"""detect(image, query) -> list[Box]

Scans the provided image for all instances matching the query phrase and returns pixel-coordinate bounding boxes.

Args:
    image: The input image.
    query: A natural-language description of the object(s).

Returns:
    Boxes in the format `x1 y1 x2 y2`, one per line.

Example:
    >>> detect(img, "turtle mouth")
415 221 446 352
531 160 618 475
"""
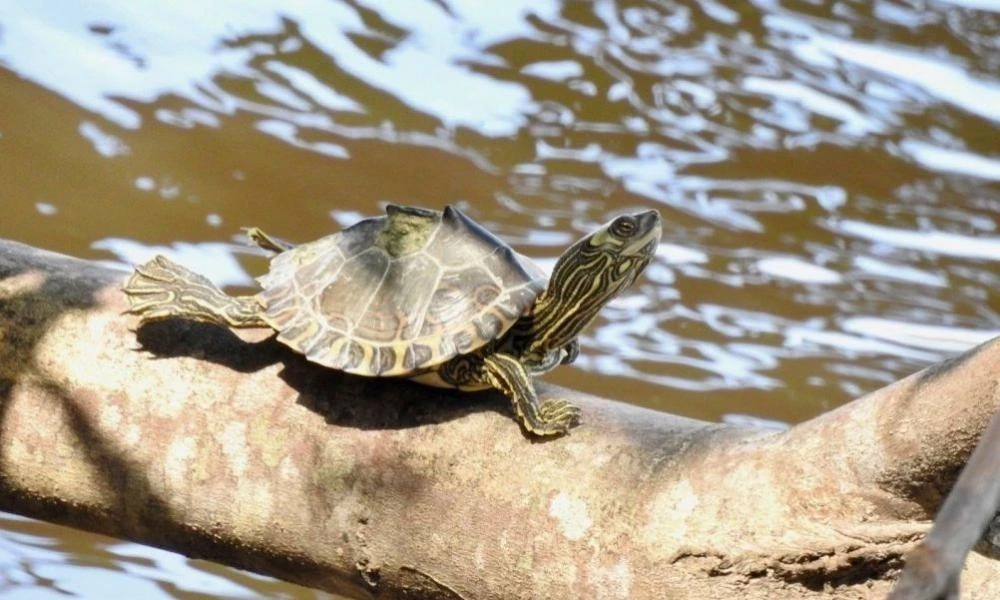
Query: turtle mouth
636 237 659 259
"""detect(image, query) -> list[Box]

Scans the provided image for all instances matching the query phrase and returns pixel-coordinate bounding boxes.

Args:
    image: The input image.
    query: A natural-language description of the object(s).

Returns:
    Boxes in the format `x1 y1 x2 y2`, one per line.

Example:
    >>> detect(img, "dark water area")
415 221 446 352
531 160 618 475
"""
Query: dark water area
0 0 998 596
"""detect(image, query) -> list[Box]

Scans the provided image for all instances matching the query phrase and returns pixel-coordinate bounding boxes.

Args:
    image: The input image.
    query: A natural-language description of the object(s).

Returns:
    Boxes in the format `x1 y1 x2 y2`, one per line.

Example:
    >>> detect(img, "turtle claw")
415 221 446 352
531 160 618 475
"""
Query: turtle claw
122 256 194 322
534 398 581 435
132 264 170 284
130 256 190 285
122 288 177 321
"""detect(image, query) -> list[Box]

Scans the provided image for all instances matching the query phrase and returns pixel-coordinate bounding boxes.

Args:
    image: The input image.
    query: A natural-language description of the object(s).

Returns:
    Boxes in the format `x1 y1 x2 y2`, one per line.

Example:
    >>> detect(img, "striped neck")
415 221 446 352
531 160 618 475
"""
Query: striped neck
525 246 619 357
521 209 661 360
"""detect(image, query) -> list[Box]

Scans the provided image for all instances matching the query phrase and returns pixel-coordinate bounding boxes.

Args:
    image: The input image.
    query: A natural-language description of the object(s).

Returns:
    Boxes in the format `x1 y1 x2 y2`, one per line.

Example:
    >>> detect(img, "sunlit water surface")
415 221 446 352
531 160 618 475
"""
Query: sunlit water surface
0 0 998 597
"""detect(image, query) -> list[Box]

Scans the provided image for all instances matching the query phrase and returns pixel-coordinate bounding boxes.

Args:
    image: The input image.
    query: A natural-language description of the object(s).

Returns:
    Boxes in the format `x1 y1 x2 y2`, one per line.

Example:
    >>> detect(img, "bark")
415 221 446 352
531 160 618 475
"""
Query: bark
0 238 998 599
888 407 1000 600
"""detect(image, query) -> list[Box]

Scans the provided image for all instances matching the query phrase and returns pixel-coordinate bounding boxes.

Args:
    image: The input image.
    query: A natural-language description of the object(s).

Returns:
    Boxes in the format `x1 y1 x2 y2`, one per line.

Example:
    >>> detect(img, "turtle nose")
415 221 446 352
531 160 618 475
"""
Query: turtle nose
633 209 662 247
638 209 662 235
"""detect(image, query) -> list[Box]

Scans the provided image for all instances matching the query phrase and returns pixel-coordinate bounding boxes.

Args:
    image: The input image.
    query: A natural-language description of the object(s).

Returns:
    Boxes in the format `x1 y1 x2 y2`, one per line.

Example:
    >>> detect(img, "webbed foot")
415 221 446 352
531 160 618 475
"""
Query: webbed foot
483 353 581 437
123 255 267 328
531 398 581 435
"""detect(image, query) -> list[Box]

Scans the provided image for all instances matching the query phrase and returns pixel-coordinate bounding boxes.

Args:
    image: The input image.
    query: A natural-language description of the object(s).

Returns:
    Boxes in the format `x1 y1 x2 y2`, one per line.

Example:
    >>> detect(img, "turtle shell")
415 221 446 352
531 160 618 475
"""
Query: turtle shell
255 205 546 376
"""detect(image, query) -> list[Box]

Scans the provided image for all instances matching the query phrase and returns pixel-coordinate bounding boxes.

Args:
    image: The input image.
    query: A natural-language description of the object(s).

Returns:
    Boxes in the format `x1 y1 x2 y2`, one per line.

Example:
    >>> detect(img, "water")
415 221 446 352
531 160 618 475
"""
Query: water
0 513 324 598
0 0 998 596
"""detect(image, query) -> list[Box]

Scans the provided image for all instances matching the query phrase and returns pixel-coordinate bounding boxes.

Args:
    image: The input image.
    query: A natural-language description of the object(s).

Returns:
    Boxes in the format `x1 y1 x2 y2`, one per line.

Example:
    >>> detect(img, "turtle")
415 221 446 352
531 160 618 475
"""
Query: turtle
123 204 662 436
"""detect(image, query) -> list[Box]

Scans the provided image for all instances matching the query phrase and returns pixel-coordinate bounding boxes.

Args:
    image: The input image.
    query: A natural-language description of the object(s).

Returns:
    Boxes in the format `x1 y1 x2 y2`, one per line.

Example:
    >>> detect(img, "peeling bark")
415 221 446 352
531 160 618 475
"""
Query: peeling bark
0 238 998 599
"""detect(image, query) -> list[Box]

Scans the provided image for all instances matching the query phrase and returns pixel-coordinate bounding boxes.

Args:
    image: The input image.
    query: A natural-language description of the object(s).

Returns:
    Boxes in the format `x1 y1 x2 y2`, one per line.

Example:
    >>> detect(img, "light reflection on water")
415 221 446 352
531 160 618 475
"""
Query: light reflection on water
0 0 555 135
1 0 999 597
0 512 328 599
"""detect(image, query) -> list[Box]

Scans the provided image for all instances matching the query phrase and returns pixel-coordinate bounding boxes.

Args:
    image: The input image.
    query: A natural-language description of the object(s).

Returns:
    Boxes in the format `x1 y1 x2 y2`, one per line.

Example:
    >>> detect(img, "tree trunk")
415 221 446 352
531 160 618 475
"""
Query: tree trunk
1 238 997 599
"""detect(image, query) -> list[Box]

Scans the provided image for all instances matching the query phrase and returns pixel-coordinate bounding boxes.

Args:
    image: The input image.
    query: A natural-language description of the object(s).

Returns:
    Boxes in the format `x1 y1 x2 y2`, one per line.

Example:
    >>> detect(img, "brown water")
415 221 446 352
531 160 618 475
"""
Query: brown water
1 0 998 597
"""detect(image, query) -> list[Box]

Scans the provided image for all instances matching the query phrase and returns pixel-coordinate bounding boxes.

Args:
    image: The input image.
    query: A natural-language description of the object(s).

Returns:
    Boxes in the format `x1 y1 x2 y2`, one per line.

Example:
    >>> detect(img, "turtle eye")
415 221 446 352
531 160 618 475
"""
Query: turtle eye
610 216 637 237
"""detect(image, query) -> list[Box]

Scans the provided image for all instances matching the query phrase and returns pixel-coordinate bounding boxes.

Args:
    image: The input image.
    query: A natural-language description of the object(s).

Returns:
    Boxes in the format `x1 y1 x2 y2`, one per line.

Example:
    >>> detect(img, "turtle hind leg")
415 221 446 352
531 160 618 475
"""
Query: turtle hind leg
482 353 580 436
123 255 268 328
244 227 295 253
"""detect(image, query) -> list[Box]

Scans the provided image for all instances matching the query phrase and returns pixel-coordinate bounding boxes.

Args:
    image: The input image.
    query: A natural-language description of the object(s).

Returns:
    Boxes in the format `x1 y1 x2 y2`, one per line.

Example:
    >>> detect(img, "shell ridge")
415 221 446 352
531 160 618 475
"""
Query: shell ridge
478 246 509 287
423 209 447 249
405 267 443 342
347 247 393 336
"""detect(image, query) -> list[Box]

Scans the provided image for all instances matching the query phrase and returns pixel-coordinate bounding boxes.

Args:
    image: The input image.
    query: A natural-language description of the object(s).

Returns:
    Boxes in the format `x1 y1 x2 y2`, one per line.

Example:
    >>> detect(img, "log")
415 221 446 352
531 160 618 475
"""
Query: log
1 238 998 599
888 407 1000 599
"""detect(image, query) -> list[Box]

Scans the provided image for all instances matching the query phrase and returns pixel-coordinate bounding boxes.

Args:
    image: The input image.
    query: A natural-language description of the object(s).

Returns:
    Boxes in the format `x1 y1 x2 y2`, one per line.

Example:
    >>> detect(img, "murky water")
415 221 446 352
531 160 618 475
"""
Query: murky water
1 0 998 596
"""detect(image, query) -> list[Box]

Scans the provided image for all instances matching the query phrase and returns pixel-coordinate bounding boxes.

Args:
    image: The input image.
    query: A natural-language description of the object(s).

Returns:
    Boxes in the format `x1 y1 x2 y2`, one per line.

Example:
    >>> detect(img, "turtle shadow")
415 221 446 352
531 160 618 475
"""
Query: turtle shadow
287 364 572 443
134 319 288 373
132 319 524 434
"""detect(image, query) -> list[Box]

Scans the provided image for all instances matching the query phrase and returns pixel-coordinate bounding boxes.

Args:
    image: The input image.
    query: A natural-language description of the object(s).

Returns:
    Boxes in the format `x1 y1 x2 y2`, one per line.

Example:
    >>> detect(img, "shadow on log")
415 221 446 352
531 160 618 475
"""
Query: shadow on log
1 238 998 599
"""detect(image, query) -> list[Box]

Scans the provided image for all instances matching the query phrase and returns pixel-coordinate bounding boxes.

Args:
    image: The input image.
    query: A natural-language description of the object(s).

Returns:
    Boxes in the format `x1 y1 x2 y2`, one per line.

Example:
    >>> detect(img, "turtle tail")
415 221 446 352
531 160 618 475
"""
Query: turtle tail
244 227 296 254
123 255 268 328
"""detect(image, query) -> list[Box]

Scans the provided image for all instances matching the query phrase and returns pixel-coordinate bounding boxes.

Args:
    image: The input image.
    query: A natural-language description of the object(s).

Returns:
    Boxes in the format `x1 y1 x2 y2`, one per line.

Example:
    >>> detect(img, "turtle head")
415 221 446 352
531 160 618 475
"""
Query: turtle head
528 209 662 355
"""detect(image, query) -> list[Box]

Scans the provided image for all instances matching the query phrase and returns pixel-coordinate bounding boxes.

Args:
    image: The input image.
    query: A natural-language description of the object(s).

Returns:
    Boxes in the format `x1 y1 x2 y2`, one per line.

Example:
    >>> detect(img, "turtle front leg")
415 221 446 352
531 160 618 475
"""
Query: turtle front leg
483 353 580 436
124 255 268 328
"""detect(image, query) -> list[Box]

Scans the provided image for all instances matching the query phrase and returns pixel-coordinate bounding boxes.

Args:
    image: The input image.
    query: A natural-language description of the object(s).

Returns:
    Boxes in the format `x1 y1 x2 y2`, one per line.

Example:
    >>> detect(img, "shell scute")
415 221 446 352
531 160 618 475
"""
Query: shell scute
352 253 440 343
419 266 502 338
318 248 389 323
